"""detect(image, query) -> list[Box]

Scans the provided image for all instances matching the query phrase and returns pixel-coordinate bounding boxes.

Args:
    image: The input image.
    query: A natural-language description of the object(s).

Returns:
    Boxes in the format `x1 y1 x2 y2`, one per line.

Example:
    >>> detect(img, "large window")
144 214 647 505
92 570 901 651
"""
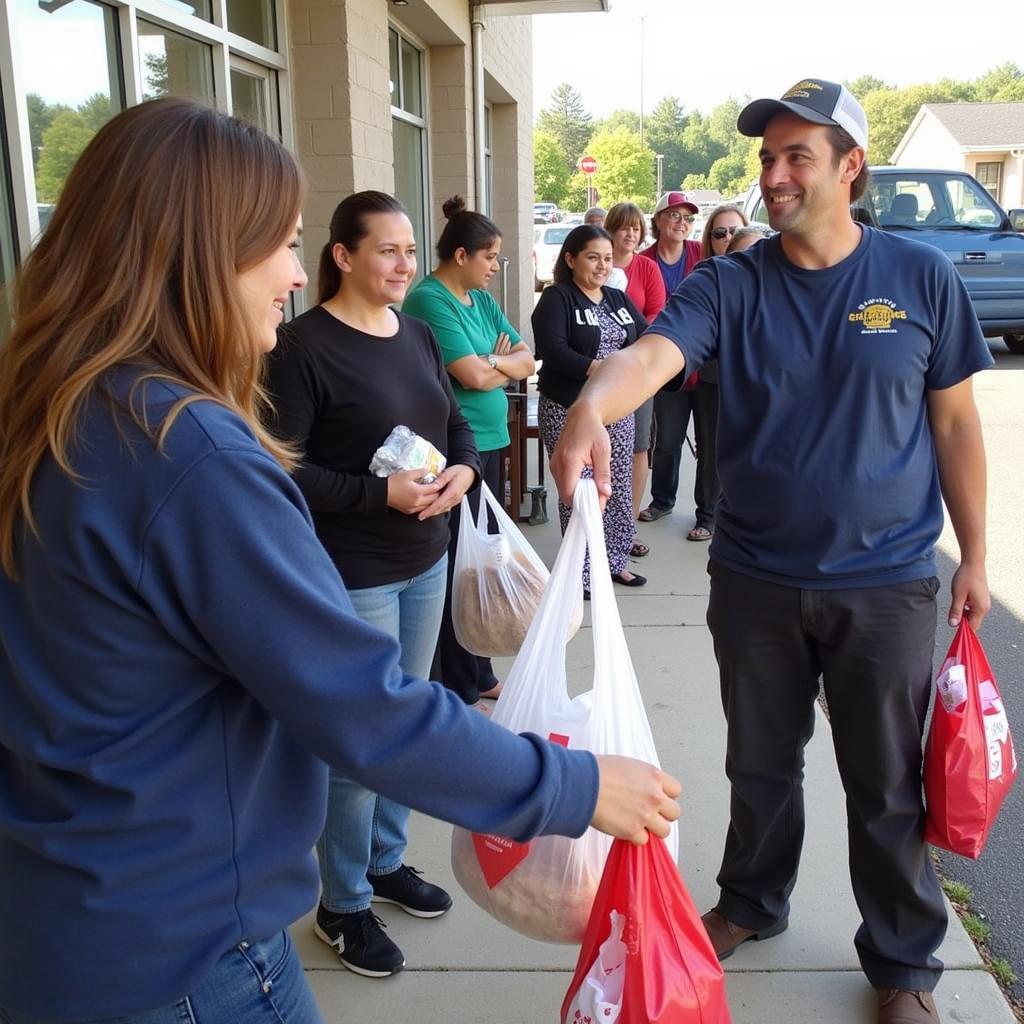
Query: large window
13 0 123 228
389 26 428 274
0 0 291 338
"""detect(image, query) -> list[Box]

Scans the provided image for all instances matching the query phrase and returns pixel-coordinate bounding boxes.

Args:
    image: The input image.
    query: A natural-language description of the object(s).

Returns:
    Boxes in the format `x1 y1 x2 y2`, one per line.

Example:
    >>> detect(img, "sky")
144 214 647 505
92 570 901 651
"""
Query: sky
533 0 1024 121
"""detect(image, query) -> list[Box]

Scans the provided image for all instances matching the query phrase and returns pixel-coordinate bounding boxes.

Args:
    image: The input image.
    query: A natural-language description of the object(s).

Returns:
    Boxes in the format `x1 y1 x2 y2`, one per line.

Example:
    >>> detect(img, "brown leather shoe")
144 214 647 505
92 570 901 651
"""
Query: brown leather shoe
700 908 788 961
877 989 941 1023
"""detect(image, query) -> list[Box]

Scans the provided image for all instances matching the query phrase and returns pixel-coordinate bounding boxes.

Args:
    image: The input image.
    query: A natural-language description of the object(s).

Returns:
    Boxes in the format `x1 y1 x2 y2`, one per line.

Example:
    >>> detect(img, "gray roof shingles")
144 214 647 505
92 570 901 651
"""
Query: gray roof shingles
924 102 1024 147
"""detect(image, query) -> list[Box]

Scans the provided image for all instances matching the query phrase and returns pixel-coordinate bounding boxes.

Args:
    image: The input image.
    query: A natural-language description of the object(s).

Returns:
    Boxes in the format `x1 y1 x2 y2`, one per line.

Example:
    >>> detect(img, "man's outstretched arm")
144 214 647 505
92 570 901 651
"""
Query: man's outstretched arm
549 333 685 506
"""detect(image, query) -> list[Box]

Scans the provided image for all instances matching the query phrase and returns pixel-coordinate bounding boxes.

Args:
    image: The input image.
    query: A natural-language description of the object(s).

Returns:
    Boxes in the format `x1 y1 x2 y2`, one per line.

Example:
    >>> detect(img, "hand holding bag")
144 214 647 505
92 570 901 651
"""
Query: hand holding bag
562 838 732 1024
451 481 581 657
451 479 678 943
924 619 1017 858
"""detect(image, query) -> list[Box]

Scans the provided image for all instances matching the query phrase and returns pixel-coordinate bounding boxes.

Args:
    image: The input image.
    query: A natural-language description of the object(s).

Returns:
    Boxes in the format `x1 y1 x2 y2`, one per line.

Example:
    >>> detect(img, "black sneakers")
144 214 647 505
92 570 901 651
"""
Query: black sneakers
370 864 453 918
314 905 405 978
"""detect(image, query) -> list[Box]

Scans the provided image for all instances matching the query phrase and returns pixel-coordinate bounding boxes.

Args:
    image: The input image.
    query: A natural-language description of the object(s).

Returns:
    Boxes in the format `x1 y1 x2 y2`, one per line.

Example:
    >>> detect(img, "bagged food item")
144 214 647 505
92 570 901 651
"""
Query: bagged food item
562 838 731 1024
451 479 677 943
924 619 1017 858
452 482 581 658
369 425 445 482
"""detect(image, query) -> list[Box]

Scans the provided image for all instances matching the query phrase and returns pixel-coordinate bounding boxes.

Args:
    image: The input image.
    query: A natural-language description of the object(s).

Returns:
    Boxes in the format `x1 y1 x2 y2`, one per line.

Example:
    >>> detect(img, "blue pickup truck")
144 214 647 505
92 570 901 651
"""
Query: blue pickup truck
741 167 1024 354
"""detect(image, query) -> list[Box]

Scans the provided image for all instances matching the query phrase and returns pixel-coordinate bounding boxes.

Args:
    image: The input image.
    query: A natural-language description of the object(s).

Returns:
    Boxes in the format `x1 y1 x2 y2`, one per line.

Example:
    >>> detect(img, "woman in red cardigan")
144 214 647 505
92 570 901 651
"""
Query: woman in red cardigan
604 202 665 557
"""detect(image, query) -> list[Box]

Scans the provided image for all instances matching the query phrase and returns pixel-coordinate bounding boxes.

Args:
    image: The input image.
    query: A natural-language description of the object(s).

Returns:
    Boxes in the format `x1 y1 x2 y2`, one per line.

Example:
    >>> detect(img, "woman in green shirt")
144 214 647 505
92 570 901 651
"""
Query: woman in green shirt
403 196 535 708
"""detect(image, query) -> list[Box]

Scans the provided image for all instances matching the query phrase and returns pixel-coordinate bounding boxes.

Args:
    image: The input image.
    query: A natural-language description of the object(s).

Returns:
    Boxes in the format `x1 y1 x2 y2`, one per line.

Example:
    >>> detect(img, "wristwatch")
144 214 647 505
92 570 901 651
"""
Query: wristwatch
487 354 498 369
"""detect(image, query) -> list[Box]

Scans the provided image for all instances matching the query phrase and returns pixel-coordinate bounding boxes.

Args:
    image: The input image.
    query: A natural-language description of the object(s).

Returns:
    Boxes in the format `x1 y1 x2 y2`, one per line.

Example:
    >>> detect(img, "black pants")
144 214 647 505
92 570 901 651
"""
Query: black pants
706 561 947 992
650 381 719 527
431 449 501 704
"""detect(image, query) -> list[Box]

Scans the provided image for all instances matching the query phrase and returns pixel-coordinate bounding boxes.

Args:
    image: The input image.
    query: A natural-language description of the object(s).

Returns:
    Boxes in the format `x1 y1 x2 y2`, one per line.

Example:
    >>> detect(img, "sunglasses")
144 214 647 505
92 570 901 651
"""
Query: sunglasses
665 211 696 224
711 225 740 240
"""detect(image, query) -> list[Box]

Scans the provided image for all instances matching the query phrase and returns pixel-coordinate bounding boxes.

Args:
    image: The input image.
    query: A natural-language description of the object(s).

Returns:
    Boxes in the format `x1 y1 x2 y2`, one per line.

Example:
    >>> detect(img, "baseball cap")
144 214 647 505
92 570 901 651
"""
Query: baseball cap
653 191 699 216
737 78 868 150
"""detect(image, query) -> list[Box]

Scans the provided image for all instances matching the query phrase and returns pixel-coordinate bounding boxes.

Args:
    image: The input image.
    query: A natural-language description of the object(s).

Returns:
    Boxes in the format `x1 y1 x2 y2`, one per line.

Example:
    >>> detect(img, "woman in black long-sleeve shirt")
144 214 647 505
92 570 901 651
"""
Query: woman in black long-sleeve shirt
267 192 479 979
531 225 647 592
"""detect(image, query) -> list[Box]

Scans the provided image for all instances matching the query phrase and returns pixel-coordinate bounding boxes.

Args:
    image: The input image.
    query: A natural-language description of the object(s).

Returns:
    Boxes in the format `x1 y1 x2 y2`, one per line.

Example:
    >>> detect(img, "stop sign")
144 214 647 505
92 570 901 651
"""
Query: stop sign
579 155 598 175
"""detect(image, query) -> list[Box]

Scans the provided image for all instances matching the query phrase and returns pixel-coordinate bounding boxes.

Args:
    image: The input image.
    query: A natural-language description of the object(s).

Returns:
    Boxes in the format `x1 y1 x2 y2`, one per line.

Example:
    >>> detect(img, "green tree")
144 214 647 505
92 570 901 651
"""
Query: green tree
77 93 113 134
860 82 963 164
593 108 641 136
645 96 690 196
536 83 593 173
574 126 656 209
844 75 893 99
970 62 1024 101
35 110 95 203
533 129 571 206
25 93 70 171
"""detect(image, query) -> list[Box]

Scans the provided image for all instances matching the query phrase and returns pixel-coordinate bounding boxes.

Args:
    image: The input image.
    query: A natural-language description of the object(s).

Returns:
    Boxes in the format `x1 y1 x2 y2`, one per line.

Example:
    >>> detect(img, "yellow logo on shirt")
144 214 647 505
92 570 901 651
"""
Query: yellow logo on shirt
848 298 907 334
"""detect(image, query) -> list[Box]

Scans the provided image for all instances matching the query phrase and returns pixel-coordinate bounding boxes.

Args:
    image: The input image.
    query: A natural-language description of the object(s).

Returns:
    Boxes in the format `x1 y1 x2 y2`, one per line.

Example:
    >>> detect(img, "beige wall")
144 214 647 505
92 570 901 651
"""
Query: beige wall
285 0 534 336
288 0 394 291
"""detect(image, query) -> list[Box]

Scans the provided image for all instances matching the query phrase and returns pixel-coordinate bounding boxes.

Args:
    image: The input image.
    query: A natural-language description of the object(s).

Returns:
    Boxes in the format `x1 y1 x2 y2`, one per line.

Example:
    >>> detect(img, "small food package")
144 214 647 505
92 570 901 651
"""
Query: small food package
452 482 581 658
369 425 445 483
451 480 677 943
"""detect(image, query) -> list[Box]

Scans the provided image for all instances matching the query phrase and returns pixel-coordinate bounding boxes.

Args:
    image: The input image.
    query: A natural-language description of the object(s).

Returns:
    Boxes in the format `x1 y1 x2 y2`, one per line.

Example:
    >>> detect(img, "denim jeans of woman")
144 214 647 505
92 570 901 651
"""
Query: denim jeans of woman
0 931 323 1024
317 554 447 914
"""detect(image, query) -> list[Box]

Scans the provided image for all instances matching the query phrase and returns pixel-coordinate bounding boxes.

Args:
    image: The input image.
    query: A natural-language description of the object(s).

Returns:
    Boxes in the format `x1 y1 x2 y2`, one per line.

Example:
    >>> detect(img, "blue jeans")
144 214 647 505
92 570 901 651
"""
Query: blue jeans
317 554 447 913
0 931 323 1024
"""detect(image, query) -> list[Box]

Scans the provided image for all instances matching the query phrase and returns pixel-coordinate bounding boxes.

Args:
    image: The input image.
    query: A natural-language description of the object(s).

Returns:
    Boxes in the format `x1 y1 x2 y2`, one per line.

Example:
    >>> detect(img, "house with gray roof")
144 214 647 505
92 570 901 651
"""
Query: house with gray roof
891 102 1024 210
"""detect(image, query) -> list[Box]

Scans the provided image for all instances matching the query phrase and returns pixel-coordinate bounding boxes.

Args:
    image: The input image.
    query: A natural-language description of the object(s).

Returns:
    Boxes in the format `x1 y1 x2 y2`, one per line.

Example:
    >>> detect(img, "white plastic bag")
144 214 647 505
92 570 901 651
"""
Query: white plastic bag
451 479 678 943
564 911 626 1024
452 481 580 658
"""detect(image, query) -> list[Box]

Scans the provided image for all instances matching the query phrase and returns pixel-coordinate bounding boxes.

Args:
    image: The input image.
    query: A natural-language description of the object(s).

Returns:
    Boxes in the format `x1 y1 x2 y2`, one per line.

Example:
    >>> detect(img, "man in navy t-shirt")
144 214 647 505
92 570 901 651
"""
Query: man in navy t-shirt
550 79 992 1024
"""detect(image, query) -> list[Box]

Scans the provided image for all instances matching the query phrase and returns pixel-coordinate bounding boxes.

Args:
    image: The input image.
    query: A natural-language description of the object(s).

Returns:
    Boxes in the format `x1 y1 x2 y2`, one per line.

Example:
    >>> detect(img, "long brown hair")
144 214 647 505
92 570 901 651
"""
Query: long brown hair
0 97 304 577
699 204 749 262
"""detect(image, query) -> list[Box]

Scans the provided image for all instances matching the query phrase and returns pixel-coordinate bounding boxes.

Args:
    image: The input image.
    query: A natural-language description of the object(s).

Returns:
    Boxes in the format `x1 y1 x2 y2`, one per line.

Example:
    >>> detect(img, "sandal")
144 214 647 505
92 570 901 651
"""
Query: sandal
686 526 712 542
629 541 650 558
637 505 672 523
611 571 647 587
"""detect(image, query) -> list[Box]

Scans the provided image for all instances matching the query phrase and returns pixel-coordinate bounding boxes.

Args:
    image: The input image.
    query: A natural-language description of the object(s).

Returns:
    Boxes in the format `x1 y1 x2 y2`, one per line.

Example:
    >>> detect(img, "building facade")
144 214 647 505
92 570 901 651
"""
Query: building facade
0 0 548 342
891 102 1024 212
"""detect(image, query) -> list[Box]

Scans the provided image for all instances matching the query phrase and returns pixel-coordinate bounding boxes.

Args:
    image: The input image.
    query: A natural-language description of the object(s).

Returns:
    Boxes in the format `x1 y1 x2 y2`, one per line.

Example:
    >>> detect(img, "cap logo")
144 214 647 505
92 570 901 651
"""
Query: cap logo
783 80 823 100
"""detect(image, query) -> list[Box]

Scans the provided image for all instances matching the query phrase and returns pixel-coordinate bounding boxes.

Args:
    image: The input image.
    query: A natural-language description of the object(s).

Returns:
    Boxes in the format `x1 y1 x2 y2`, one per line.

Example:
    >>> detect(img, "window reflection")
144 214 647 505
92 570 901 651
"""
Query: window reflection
15 0 122 210
139 21 215 103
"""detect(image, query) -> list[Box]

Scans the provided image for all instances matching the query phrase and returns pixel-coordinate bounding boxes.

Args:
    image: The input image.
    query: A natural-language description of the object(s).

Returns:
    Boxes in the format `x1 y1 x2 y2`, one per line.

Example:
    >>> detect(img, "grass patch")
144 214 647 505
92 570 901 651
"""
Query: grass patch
989 959 1019 988
962 913 992 945
941 879 973 906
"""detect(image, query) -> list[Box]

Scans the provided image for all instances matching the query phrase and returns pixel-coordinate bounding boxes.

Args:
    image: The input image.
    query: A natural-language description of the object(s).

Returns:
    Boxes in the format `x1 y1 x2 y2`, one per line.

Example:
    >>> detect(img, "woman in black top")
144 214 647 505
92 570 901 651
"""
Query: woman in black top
531 225 647 591
267 192 478 979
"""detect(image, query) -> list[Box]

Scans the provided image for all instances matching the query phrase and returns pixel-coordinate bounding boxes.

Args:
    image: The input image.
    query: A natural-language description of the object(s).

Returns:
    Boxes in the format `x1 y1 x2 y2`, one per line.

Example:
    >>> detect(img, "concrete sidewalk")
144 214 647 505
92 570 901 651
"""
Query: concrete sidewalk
294 473 1016 1023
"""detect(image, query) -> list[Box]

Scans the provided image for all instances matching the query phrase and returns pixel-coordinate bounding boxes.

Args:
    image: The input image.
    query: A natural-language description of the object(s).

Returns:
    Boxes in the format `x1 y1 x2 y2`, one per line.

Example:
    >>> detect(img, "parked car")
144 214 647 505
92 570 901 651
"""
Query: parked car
740 167 1024 354
562 212 585 225
533 201 559 224
533 223 574 291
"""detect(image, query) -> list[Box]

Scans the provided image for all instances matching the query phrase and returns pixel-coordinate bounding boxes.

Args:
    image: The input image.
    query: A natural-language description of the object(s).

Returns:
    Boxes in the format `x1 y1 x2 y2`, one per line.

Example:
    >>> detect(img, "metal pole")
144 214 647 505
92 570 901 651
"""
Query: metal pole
470 4 487 212
638 16 645 150
498 256 509 315
656 153 664 201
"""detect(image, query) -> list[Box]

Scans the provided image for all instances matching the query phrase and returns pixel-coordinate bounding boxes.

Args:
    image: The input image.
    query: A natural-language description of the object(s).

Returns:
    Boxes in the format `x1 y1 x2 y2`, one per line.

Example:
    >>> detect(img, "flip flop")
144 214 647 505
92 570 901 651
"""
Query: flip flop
687 526 713 542
629 541 650 558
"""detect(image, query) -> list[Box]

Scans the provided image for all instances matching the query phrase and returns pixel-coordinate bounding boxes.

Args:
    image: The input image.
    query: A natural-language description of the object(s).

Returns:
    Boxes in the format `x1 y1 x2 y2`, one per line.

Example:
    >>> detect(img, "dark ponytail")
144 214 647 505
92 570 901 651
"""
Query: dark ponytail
435 194 501 262
318 190 407 303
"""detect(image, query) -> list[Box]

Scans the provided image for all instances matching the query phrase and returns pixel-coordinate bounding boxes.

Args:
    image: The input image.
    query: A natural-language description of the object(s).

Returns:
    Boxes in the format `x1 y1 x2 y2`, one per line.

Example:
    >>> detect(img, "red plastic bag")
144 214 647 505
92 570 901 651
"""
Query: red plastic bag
561 837 731 1024
924 620 1017 858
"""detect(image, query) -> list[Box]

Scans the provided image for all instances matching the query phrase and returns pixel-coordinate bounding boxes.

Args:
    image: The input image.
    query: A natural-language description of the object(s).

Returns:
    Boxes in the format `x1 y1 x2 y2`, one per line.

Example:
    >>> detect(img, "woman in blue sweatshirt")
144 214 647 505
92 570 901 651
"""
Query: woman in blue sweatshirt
0 100 680 1023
